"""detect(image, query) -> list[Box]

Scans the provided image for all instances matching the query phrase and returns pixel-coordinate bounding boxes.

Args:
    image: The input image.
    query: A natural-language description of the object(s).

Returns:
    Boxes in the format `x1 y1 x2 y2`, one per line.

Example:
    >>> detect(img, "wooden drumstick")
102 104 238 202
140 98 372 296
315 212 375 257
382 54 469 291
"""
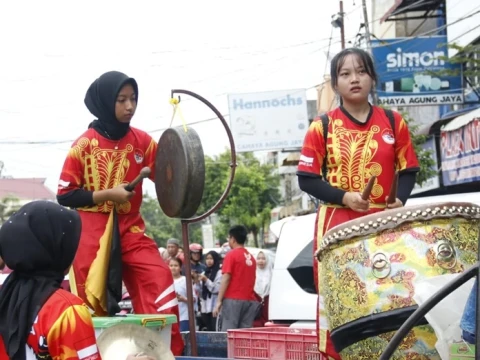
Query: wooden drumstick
387 171 399 205
361 176 377 200
125 167 151 192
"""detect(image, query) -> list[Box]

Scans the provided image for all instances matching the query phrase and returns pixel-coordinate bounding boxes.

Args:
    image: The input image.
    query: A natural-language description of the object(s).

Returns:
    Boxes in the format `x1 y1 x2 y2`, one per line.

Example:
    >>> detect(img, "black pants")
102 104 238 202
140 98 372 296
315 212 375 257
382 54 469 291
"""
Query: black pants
200 312 217 331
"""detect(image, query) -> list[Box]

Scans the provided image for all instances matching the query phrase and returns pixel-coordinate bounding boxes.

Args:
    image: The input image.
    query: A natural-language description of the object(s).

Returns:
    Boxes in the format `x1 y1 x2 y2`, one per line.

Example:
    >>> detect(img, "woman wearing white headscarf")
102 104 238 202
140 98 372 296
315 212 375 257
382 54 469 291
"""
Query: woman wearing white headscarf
253 251 273 327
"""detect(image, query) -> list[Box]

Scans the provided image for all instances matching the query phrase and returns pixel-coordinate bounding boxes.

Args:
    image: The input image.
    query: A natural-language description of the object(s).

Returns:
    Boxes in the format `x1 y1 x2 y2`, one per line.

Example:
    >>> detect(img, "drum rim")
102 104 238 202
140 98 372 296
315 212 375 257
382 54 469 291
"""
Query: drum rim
315 202 480 260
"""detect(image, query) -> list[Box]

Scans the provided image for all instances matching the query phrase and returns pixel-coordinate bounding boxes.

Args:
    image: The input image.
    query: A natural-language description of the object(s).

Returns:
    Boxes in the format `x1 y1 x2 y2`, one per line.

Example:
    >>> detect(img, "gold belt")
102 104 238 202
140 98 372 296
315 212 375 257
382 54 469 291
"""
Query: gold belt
322 203 387 209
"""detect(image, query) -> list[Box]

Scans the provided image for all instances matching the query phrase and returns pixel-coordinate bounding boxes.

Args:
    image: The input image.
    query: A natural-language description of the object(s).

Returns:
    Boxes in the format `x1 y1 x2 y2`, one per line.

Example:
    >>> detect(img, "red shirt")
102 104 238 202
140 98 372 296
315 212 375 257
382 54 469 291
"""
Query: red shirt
297 106 419 204
222 247 256 301
0 289 101 360
57 127 157 214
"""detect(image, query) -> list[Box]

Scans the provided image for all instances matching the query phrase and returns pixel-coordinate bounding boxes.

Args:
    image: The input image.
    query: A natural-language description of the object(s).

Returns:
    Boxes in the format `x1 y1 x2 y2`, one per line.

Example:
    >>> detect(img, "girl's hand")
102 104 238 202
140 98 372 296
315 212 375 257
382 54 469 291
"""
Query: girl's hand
385 196 403 209
342 192 370 212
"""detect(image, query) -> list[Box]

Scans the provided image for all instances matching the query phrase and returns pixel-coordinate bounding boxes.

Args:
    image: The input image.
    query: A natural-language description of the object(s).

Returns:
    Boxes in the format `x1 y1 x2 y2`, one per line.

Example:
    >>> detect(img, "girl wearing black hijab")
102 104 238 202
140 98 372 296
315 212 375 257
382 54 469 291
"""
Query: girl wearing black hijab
0 201 156 360
0 201 101 359
198 251 222 331
55 71 183 356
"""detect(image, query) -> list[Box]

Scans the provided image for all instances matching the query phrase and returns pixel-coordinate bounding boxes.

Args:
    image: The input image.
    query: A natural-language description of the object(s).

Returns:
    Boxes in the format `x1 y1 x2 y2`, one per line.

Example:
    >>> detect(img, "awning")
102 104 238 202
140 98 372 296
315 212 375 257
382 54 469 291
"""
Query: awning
282 152 300 166
441 106 480 132
316 76 336 114
381 0 445 23
418 104 480 135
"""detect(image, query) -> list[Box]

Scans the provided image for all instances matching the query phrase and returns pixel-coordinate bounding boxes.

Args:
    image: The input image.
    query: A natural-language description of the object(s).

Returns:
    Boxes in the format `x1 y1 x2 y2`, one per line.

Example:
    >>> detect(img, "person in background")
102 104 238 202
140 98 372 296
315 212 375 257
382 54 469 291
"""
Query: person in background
253 251 273 328
166 238 181 263
213 225 259 330
460 281 477 344
0 201 155 360
158 247 168 262
199 251 222 331
170 257 196 332
297 48 419 359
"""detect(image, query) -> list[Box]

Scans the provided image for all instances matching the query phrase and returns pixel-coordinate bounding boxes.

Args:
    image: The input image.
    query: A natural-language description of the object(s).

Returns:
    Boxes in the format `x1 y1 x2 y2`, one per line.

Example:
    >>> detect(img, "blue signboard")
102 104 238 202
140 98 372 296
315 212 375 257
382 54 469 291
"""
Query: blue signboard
440 118 480 186
372 36 463 106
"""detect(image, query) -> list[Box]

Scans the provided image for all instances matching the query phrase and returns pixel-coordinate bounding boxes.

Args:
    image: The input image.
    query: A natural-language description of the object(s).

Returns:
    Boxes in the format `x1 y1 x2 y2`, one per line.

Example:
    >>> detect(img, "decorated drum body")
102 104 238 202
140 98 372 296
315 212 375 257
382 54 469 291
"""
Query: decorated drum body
316 202 479 360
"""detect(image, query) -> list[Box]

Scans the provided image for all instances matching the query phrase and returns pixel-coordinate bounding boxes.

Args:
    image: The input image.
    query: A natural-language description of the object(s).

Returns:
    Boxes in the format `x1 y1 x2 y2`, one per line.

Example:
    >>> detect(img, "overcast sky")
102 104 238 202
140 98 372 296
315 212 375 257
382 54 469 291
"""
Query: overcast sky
0 0 367 196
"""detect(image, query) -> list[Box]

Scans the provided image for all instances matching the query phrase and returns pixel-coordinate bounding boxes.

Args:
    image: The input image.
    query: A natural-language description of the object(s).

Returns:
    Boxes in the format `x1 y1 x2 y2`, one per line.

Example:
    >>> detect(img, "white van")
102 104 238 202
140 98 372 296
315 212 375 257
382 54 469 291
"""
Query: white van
268 192 480 328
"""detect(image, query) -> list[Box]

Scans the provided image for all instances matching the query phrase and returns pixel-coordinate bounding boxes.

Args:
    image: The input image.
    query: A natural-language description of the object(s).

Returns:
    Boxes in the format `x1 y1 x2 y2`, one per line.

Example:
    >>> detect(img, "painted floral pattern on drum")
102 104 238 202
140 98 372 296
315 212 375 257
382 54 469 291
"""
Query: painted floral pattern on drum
321 217 479 358
340 325 440 360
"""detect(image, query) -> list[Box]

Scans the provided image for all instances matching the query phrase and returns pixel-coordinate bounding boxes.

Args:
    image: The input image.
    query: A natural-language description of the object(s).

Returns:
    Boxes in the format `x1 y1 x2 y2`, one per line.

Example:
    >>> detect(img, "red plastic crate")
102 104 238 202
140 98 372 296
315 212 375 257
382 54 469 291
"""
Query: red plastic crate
227 327 328 360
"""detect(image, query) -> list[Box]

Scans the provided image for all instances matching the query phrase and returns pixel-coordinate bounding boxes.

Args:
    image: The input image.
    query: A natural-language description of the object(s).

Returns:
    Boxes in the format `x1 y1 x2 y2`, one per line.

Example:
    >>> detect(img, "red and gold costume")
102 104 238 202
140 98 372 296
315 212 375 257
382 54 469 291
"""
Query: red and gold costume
297 106 419 358
0 289 100 360
57 127 183 355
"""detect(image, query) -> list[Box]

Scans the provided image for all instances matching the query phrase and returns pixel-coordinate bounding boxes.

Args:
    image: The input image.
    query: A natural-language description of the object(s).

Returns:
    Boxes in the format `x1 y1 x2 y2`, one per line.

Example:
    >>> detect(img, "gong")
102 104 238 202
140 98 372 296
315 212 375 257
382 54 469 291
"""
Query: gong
155 126 205 218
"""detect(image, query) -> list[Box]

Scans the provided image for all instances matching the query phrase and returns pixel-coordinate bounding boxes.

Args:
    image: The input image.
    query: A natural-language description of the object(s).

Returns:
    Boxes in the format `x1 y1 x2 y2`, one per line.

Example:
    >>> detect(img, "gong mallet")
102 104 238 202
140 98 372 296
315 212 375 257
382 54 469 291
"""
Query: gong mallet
125 167 151 192
387 171 400 205
361 175 377 200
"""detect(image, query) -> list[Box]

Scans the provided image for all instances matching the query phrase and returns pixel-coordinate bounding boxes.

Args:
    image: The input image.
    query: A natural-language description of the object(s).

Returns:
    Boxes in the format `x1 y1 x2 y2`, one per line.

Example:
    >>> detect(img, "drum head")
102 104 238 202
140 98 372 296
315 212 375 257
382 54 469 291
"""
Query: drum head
97 323 175 360
155 126 205 218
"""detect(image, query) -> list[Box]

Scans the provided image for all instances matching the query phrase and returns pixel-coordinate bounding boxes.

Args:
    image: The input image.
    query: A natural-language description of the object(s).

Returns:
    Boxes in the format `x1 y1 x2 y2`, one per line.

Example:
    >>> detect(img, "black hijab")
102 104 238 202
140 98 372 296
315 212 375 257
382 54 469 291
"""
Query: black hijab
0 201 82 360
85 71 139 140
202 251 221 300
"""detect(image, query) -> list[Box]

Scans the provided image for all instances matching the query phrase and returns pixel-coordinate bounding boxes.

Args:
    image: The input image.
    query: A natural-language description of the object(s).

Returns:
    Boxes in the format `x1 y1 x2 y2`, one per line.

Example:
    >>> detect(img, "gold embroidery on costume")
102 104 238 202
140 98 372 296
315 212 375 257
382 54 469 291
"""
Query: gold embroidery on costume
327 119 383 200
72 138 134 212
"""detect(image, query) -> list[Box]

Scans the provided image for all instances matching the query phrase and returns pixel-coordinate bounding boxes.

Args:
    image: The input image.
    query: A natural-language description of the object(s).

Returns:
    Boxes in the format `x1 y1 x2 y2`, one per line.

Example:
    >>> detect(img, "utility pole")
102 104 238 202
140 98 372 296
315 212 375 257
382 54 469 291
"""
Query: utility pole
340 0 345 49
361 0 378 105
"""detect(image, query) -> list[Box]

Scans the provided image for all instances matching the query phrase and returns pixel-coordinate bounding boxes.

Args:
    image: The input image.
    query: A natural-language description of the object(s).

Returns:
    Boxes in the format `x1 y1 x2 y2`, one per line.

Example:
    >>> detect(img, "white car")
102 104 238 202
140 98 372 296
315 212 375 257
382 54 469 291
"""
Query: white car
268 192 480 328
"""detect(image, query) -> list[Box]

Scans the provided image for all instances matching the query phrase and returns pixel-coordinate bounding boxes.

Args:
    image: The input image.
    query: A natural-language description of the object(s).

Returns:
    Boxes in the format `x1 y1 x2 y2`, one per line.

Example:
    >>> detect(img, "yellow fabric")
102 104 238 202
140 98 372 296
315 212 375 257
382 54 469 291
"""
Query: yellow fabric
322 203 387 209
85 210 115 316
68 267 77 296
316 205 328 353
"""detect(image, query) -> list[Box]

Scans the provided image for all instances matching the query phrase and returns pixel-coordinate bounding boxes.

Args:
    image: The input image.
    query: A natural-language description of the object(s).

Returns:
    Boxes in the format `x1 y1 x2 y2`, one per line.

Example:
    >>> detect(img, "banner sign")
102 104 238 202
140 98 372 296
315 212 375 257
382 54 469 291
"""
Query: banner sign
441 118 480 186
228 89 309 152
372 36 463 106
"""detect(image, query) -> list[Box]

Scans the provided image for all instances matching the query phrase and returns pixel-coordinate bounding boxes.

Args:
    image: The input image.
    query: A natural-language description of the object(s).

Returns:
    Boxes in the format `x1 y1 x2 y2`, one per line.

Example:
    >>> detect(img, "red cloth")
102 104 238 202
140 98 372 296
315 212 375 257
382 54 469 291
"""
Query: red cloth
0 289 101 360
253 295 269 328
57 127 184 356
222 248 257 301
298 106 419 359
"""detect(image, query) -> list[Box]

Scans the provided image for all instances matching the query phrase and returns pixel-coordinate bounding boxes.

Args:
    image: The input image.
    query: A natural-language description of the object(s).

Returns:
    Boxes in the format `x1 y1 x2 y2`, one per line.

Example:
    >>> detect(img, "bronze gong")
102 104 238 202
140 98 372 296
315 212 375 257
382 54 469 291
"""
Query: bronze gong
155 126 205 218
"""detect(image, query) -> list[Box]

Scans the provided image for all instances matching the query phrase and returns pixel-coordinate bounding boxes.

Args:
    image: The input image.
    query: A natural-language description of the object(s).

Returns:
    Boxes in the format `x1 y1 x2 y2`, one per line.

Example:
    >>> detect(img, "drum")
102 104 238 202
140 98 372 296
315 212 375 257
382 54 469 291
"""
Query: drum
315 202 480 359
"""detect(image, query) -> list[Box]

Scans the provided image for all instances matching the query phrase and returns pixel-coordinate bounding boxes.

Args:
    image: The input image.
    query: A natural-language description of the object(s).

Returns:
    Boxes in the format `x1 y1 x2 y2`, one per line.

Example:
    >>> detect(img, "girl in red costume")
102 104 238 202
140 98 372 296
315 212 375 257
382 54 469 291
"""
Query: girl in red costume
56 71 183 355
0 201 156 360
297 48 419 359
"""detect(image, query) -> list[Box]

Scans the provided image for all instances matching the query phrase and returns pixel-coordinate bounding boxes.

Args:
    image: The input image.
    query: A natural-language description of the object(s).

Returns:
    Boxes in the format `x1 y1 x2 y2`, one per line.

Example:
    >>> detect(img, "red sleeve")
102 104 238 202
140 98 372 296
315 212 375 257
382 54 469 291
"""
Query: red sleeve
393 112 420 172
297 117 326 177
144 134 157 181
222 252 234 275
47 304 101 360
57 139 86 196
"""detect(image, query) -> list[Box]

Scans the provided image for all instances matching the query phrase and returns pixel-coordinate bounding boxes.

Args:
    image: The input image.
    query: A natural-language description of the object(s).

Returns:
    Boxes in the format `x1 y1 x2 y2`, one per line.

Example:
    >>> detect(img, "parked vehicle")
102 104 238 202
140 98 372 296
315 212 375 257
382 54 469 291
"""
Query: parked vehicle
268 192 480 328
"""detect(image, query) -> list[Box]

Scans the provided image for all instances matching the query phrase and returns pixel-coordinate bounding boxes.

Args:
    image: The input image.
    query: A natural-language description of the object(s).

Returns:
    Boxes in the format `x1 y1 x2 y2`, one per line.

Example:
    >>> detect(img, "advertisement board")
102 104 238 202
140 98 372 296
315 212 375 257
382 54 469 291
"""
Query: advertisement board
441 118 480 186
228 89 309 152
372 36 463 106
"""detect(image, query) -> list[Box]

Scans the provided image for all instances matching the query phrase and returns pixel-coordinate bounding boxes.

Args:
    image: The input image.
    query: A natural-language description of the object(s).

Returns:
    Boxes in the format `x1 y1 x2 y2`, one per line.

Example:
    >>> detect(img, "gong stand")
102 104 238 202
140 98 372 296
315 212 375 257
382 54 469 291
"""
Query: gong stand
158 89 237 356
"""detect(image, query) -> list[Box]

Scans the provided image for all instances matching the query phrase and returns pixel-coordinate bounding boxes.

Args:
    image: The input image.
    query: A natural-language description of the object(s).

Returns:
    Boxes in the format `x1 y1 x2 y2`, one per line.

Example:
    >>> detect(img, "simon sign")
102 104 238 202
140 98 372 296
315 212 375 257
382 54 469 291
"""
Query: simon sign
372 36 463 106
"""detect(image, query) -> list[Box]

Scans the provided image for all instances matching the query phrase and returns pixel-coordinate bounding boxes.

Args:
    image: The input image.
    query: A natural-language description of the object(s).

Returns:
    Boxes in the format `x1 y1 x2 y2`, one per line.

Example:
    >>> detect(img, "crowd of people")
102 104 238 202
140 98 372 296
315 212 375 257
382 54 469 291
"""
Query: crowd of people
158 225 273 333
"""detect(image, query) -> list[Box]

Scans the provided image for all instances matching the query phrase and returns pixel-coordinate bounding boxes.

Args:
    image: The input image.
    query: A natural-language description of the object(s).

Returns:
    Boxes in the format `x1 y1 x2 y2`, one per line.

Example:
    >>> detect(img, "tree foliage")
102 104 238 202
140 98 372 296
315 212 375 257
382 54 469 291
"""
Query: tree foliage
402 112 437 186
140 194 202 248
0 195 21 225
430 43 480 79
